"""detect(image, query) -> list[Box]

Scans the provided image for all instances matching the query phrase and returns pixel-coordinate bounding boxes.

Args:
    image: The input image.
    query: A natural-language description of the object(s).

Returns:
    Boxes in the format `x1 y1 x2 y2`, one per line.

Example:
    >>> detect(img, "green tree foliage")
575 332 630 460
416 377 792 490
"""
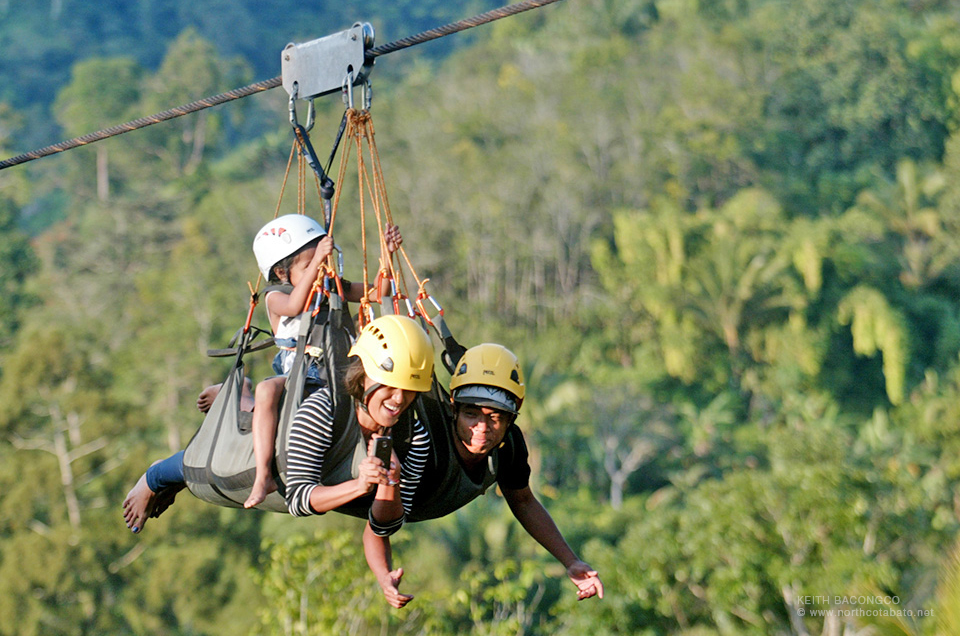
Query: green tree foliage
0 324 137 634
0 197 38 347
4 0 960 634
837 286 909 405
134 28 248 180
730 0 960 213
591 189 814 400
0 1 509 151
255 526 408 636
555 399 949 635
53 57 142 201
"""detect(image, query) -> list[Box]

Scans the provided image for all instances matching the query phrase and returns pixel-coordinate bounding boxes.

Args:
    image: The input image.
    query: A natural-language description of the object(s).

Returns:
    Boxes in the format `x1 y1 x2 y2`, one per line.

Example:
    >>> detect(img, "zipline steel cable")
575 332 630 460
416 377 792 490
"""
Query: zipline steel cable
0 0 563 171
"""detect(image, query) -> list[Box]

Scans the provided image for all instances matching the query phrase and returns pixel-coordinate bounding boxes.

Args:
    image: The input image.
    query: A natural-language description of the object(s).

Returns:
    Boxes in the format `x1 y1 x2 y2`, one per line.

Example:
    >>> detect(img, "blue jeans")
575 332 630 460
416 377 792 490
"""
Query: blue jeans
272 347 324 381
146 451 185 492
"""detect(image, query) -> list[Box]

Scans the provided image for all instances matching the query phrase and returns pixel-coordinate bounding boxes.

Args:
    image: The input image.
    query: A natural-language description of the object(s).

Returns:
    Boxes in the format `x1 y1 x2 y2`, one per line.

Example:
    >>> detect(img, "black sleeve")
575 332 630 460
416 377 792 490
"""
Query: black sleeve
368 510 405 537
496 425 531 490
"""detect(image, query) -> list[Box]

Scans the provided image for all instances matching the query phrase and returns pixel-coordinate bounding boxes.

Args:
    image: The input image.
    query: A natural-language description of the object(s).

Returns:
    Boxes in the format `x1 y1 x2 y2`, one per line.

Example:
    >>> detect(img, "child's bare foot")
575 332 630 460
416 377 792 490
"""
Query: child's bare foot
198 380 254 413
197 384 221 413
122 472 158 534
243 475 277 509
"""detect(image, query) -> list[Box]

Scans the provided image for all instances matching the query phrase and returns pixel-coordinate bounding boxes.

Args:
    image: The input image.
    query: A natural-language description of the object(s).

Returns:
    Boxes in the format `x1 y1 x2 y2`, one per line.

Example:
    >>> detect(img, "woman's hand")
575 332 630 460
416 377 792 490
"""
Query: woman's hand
355 456 387 496
385 448 402 486
366 435 402 486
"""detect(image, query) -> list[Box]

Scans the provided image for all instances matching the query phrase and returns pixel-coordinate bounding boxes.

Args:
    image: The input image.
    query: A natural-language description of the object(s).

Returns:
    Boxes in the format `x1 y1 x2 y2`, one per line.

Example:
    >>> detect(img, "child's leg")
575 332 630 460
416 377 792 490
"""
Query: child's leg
244 376 285 508
241 377 255 411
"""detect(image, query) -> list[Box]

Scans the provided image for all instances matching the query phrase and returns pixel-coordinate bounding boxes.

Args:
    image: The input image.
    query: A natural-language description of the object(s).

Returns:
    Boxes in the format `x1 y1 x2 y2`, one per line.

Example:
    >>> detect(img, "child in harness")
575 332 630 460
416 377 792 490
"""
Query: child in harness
245 214 402 508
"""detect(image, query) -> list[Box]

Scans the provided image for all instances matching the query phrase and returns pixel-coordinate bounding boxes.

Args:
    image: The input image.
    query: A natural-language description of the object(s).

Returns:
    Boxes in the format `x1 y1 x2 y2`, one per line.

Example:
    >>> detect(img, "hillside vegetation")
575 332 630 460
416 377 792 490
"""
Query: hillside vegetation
3 0 960 634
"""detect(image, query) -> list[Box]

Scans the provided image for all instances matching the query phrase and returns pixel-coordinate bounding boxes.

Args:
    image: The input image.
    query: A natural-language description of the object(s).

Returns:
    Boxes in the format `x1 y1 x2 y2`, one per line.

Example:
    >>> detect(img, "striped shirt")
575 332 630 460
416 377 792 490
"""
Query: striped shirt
285 387 430 530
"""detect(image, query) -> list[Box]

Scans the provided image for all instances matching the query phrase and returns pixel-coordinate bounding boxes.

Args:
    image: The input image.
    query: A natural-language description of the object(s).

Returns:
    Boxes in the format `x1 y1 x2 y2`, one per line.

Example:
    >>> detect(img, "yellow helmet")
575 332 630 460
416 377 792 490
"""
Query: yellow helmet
449 344 525 414
348 315 435 393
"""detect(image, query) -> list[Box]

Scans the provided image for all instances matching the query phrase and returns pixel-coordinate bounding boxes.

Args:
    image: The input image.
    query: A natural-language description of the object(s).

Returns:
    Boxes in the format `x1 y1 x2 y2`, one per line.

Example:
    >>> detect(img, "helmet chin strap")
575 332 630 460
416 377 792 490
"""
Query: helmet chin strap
360 382 385 413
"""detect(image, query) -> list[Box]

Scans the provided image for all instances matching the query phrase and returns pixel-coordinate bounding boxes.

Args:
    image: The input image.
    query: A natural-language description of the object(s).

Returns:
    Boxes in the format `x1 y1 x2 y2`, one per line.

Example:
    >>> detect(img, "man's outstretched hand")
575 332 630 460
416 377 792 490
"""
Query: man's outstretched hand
379 567 414 609
567 560 604 600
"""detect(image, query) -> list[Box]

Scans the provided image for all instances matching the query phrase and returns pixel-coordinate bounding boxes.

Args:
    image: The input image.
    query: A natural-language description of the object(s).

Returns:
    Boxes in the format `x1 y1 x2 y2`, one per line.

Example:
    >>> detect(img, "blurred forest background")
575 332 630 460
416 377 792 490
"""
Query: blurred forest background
3 0 960 634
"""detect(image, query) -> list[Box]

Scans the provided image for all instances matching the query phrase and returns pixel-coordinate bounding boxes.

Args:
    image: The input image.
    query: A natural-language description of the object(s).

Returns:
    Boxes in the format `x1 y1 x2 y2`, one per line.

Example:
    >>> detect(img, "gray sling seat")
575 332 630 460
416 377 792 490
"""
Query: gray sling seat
182 292 357 512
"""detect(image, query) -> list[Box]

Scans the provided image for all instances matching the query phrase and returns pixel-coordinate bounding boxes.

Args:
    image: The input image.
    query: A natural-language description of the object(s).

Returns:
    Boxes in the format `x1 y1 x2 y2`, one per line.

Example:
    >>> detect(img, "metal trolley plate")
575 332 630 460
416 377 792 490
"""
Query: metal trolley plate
281 23 374 100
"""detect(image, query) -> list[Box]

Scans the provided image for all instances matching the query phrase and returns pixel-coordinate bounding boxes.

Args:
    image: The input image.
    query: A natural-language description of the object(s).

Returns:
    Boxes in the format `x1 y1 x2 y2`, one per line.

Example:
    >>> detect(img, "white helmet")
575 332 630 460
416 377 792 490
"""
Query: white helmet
252 214 326 280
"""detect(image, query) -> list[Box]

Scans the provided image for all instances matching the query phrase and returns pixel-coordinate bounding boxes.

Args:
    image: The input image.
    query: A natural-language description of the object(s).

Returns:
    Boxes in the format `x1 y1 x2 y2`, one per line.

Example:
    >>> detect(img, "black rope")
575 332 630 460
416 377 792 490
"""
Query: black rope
368 0 563 57
0 77 282 170
0 0 564 171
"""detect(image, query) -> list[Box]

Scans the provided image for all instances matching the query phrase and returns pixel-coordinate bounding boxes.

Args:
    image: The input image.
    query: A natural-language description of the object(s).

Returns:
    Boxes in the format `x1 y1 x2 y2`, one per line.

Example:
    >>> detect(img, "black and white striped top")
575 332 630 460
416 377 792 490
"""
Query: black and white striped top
285 387 430 531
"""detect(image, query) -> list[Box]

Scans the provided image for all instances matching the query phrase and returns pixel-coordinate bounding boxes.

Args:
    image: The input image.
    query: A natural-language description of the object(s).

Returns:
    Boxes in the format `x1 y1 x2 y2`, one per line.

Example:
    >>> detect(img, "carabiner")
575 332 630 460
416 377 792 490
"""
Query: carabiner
288 86 316 132
315 271 346 316
331 242 345 278
304 99 315 131
342 69 355 110
394 293 415 318
361 77 372 110
387 278 414 317
415 290 444 327
357 300 376 329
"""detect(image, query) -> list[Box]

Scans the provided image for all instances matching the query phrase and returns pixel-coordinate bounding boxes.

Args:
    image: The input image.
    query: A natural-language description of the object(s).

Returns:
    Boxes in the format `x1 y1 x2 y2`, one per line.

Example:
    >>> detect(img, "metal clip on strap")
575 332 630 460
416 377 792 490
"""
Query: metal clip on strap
288 87 315 131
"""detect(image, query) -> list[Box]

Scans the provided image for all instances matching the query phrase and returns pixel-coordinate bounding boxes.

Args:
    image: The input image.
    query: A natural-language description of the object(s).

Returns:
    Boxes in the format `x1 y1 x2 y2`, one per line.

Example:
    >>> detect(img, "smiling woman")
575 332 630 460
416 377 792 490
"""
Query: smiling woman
283 314 436 538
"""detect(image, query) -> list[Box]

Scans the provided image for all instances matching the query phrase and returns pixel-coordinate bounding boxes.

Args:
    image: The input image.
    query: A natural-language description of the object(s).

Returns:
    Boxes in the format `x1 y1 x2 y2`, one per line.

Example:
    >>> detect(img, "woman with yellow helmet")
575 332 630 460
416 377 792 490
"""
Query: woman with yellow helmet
364 343 604 607
284 314 435 539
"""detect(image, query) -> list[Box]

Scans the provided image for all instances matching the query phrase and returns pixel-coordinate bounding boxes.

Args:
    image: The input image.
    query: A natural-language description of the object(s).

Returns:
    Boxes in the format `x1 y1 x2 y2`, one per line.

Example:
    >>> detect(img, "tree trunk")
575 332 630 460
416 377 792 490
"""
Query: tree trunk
184 111 207 175
610 474 624 510
53 428 82 532
822 612 840 636
781 583 811 636
96 145 109 202
603 437 625 510
167 369 182 452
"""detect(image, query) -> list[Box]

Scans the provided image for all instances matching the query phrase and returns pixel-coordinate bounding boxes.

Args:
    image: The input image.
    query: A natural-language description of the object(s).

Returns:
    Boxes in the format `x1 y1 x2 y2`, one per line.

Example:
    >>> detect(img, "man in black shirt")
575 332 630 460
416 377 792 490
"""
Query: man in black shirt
364 344 604 608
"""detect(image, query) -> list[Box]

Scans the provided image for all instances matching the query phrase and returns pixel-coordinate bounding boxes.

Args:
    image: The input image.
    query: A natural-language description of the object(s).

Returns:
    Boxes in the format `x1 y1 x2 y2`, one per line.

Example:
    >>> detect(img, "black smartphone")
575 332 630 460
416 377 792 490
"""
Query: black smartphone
373 435 393 466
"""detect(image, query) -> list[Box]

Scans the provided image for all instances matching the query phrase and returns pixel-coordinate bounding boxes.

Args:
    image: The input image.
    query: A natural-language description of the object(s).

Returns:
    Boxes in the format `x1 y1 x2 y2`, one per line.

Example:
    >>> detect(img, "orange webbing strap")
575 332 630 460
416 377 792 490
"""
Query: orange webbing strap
243 280 261 333
334 109 374 327
298 147 306 216
360 112 439 320
249 136 335 329
275 142 297 221
329 114 355 249
362 114 404 300
353 110 403 315
325 107 452 332
243 141 299 311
